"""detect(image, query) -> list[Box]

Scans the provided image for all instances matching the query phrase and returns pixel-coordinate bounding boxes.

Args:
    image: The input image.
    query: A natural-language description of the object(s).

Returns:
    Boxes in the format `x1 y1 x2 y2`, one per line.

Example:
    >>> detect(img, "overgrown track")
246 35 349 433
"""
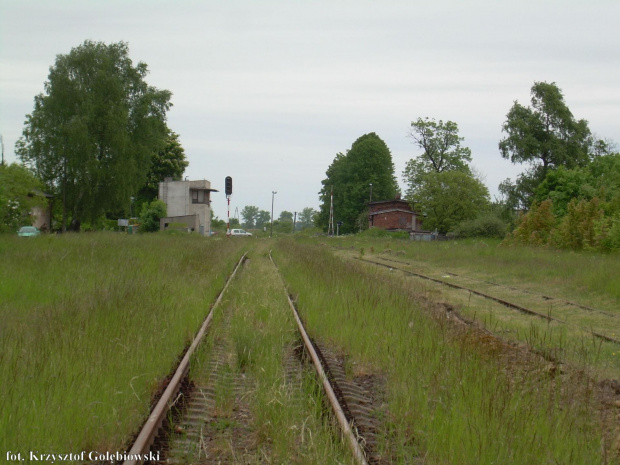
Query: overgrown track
270 251 372 465
122 252 248 465
123 251 383 465
359 255 620 346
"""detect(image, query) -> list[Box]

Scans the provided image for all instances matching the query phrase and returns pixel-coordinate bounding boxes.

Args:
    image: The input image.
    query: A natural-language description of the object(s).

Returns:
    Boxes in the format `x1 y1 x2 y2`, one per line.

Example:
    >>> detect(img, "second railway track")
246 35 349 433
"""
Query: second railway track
358 254 620 347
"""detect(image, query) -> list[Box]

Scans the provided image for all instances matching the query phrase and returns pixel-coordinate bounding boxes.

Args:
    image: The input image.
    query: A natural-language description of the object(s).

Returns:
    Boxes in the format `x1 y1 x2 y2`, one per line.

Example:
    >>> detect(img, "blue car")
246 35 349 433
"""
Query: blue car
18 226 40 237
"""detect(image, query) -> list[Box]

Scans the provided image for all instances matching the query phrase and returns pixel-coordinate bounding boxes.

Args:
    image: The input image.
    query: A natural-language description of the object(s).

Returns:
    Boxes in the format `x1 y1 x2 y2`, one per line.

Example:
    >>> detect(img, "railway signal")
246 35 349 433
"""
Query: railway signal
225 176 232 236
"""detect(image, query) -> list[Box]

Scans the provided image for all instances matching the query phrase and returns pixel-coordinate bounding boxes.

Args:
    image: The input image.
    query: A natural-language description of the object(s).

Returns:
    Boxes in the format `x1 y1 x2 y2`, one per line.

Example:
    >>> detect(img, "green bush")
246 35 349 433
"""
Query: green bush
452 214 507 239
552 198 603 250
503 198 620 252
504 200 556 246
598 215 620 251
139 200 167 232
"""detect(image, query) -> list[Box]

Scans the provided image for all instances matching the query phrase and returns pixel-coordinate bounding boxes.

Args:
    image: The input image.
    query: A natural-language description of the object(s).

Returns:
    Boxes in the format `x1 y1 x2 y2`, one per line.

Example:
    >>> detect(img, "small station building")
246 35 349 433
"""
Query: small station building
158 178 218 235
368 193 423 232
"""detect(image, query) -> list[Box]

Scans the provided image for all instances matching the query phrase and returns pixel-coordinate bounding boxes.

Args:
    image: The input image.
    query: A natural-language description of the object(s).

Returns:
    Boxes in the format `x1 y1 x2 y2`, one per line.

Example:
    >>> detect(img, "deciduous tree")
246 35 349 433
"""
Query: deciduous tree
16 40 172 231
140 129 188 202
413 170 490 234
241 205 259 228
403 117 472 199
498 81 596 209
318 133 398 234
298 207 317 229
256 210 271 229
279 211 293 222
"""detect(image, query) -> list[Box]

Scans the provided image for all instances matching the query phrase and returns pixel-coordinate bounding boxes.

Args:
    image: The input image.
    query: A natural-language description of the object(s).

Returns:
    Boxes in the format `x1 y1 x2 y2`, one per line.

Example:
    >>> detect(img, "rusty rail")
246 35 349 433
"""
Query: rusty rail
123 252 248 465
270 251 369 465
360 256 620 347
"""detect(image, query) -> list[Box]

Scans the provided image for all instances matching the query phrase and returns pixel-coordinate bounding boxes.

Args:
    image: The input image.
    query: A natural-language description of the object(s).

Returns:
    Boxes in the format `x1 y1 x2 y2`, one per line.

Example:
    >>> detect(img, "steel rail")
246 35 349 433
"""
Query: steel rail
269 251 369 465
376 255 615 318
123 252 248 465
360 256 620 347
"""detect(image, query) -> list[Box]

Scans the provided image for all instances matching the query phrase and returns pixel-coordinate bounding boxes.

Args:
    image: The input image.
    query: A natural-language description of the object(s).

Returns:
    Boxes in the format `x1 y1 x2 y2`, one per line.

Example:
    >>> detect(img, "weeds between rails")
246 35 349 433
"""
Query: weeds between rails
150 247 378 464
273 237 618 465
157 247 356 464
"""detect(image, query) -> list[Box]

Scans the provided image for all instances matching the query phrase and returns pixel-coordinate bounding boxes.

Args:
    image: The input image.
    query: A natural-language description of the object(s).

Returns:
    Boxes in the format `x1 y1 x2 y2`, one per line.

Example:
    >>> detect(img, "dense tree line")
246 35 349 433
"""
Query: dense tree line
314 81 617 246
239 205 317 232
5 55 618 248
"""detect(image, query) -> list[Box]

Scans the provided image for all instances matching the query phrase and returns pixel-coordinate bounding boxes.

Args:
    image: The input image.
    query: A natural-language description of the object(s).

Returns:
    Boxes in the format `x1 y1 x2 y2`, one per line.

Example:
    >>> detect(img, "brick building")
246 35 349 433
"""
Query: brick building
368 194 423 231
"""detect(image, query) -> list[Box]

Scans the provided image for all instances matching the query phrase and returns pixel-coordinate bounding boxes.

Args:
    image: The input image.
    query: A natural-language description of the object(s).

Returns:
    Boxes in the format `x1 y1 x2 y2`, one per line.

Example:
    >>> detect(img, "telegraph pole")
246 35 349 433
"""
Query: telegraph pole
270 191 277 238
328 186 335 236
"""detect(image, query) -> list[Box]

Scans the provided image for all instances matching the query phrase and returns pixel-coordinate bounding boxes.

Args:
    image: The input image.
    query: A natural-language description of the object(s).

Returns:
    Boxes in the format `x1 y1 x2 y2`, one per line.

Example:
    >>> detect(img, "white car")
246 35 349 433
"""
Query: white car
230 228 252 237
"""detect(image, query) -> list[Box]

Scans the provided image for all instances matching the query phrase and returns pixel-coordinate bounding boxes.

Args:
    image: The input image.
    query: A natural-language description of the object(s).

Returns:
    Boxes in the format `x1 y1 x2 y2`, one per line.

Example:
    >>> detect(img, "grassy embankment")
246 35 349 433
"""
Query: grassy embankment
0 233 245 456
274 237 616 464
190 245 353 463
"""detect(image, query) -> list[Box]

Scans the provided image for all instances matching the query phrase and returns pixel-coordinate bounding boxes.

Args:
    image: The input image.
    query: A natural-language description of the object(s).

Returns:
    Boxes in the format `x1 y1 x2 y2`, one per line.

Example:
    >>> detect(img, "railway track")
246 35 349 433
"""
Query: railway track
358 255 620 347
122 250 385 465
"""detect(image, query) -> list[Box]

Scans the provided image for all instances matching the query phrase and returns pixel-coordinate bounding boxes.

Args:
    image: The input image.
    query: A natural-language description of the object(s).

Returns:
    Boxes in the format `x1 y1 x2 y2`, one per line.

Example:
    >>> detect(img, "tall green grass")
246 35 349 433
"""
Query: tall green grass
274 238 613 464
0 233 245 455
333 235 620 309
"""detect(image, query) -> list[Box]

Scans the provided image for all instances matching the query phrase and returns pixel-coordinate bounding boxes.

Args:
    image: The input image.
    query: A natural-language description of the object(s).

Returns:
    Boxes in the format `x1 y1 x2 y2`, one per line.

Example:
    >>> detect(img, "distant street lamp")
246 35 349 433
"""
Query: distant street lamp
369 183 373 202
270 191 277 238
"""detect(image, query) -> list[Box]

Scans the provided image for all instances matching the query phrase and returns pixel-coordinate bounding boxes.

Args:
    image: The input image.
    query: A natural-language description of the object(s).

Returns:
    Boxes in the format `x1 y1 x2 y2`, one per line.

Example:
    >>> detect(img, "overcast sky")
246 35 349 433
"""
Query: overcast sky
1 0 619 220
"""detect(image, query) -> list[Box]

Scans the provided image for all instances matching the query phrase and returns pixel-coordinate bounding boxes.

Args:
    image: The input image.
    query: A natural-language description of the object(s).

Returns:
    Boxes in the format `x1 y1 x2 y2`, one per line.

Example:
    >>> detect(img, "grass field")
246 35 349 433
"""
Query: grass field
1 232 618 463
274 237 619 464
326 235 620 382
0 233 245 454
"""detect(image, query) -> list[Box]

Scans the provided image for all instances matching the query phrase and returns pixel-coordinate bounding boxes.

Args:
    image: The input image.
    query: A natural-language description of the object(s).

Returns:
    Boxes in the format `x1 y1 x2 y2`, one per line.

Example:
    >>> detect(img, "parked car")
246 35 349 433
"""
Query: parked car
18 226 40 237
230 228 252 237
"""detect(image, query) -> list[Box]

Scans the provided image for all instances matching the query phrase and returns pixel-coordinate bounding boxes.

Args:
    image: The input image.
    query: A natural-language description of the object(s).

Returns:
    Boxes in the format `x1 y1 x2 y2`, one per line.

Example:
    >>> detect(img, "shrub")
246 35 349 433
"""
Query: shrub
597 215 620 251
504 200 556 246
139 200 167 232
551 198 604 250
452 214 507 239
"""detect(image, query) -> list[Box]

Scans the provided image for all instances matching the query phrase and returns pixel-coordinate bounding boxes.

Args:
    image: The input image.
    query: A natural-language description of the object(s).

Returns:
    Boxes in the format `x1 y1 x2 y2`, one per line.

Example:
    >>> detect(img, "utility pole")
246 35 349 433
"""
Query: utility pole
0 135 4 166
328 186 335 236
293 211 297 233
270 191 277 238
